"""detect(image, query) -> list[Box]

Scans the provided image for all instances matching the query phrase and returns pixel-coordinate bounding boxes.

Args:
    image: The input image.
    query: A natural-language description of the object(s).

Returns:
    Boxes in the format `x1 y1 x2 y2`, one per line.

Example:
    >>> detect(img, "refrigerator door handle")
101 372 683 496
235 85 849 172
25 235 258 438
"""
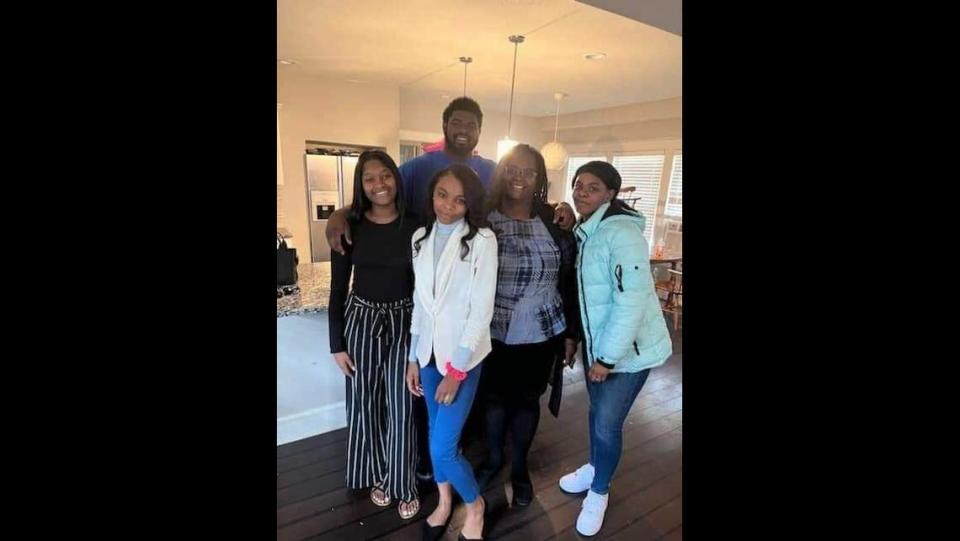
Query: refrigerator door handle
337 156 345 209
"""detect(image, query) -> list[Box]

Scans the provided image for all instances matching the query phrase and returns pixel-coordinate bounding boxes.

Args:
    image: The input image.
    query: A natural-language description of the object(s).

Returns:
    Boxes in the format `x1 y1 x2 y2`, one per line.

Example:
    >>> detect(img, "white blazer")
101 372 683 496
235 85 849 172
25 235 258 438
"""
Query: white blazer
410 221 498 376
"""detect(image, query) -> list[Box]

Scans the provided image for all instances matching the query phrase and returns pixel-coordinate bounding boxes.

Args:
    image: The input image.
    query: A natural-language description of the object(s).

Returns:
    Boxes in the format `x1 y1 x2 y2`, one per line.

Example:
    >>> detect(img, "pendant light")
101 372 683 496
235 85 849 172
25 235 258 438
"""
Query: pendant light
541 92 569 170
460 56 472 96
497 35 524 160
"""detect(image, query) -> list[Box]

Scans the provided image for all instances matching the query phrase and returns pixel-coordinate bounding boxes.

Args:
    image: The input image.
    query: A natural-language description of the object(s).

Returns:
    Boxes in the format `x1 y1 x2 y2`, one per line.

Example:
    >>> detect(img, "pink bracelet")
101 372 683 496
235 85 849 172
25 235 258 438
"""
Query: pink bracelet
445 362 467 382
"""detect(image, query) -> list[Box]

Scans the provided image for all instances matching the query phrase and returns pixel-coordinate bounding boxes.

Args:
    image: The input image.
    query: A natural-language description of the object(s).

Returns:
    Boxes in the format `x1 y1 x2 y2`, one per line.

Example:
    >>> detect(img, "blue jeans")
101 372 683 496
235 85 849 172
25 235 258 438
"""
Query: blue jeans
585 366 650 495
420 359 483 503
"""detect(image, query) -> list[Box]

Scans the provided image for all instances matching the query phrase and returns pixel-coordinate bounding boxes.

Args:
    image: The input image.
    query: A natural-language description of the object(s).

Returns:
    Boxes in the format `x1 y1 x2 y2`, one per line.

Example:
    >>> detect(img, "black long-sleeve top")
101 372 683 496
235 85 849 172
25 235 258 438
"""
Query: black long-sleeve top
328 213 420 353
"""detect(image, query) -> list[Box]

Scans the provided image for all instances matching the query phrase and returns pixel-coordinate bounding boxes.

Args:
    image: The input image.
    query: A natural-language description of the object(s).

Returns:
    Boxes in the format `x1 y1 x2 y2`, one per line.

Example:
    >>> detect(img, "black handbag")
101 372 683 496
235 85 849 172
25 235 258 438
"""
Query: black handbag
277 233 299 286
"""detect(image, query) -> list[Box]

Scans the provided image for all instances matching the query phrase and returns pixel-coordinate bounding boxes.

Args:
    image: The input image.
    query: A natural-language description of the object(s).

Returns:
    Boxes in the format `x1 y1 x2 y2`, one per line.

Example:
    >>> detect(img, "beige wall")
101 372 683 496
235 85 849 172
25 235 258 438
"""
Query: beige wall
277 77 552 249
538 96 682 202
277 70 401 250
399 89 547 164
542 96 682 130
277 71 679 250
537 97 682 251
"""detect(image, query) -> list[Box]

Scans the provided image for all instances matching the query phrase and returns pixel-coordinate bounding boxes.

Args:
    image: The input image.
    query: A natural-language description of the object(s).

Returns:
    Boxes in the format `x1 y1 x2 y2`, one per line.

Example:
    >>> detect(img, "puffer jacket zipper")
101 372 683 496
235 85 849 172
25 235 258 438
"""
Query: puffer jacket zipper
576 229 595 365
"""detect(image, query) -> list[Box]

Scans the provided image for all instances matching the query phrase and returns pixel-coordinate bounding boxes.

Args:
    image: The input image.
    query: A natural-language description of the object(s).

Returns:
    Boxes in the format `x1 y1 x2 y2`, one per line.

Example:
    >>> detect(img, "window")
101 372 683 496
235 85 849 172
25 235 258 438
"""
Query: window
399 142 425 164
665 153 682 217
612 154 665 245
565 150 681 249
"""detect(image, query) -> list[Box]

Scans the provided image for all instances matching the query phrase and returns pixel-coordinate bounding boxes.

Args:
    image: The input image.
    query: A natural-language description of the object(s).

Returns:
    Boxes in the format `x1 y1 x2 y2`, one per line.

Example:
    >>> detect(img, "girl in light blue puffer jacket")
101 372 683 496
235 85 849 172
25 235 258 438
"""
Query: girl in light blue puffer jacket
558 161 673 537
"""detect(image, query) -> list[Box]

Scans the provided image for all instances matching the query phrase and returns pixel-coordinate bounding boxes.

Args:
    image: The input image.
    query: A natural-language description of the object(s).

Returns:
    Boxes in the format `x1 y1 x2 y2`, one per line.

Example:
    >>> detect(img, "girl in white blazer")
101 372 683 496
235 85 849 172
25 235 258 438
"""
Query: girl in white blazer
405 164 497 541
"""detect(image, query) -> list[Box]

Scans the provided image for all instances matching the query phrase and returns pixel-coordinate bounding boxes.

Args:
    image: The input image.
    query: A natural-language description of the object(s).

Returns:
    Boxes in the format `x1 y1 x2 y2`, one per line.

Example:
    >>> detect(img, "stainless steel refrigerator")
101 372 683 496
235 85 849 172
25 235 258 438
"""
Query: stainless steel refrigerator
304 151 358 263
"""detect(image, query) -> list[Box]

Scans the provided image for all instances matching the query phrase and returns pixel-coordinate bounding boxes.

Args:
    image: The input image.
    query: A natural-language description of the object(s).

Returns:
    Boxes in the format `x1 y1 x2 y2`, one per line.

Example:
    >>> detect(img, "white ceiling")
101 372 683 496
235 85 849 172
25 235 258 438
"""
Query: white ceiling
277 0 682 118
578 0 681 36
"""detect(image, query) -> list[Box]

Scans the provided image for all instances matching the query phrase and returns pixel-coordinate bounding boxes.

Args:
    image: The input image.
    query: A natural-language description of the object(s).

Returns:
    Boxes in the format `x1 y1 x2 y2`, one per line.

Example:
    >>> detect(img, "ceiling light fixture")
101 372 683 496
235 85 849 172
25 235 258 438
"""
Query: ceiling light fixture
459 56 472 96
497 34 525 161
541 92 569 171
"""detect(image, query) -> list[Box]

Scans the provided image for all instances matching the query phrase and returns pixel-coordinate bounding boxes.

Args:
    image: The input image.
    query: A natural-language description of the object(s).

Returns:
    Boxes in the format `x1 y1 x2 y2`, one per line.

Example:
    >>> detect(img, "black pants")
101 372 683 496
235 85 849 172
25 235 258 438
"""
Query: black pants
342 294 417 501
477 337 559 483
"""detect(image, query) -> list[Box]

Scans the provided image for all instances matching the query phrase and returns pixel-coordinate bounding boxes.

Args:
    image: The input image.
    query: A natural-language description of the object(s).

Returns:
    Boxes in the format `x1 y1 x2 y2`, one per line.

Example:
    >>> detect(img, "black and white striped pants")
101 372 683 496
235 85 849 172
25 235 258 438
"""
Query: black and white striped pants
342 293 418 501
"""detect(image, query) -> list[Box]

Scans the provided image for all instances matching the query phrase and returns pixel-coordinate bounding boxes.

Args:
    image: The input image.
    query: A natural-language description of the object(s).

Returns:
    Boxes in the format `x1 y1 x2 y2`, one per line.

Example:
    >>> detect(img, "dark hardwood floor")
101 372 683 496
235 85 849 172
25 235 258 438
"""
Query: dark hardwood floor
278 339 682 540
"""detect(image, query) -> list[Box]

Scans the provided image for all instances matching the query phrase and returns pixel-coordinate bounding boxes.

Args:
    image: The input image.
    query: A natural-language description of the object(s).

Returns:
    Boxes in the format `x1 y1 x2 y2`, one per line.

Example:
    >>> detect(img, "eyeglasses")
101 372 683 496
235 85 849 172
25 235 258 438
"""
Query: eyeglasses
505 165 537 181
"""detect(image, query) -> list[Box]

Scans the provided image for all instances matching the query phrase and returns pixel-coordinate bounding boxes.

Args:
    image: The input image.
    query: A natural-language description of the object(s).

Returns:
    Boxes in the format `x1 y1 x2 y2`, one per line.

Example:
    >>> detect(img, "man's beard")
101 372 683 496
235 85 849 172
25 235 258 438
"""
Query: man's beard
444 133 475 158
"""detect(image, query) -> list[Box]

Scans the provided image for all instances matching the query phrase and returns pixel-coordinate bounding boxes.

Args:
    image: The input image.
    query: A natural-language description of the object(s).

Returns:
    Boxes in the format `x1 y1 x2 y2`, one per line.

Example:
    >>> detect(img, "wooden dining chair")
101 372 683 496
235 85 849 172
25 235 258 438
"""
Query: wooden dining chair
618 185 642 210
655 268 682 335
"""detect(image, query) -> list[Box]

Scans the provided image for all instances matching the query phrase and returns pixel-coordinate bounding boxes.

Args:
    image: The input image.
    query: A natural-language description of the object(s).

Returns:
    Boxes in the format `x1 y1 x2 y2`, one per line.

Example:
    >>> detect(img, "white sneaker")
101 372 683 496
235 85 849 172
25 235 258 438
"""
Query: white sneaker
558 463 595 494
575 490 609 537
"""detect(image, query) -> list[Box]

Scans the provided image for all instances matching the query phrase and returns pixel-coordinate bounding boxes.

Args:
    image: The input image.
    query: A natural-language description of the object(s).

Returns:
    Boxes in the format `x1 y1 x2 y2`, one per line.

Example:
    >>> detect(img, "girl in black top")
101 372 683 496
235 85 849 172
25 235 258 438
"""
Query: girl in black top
328 150 421 520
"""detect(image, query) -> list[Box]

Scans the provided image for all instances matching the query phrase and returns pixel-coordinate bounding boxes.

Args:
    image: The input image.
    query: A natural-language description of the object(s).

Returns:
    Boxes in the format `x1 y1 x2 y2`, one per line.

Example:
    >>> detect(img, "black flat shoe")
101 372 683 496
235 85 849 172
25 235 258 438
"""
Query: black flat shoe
458 496 485 540
511 479 533 507
421 514 451 541
458 526 484 541
457 525 485 541
511 468 534 507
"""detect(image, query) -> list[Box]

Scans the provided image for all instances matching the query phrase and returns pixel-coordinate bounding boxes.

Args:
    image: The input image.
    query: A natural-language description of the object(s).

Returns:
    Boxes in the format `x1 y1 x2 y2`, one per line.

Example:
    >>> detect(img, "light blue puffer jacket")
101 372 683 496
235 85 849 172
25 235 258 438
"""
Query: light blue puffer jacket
574 201 672 373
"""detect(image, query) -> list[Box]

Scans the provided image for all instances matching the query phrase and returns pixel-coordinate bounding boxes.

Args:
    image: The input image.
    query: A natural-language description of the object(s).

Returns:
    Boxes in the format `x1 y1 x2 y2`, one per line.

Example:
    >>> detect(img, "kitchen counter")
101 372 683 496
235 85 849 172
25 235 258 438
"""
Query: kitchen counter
277 262 332 317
